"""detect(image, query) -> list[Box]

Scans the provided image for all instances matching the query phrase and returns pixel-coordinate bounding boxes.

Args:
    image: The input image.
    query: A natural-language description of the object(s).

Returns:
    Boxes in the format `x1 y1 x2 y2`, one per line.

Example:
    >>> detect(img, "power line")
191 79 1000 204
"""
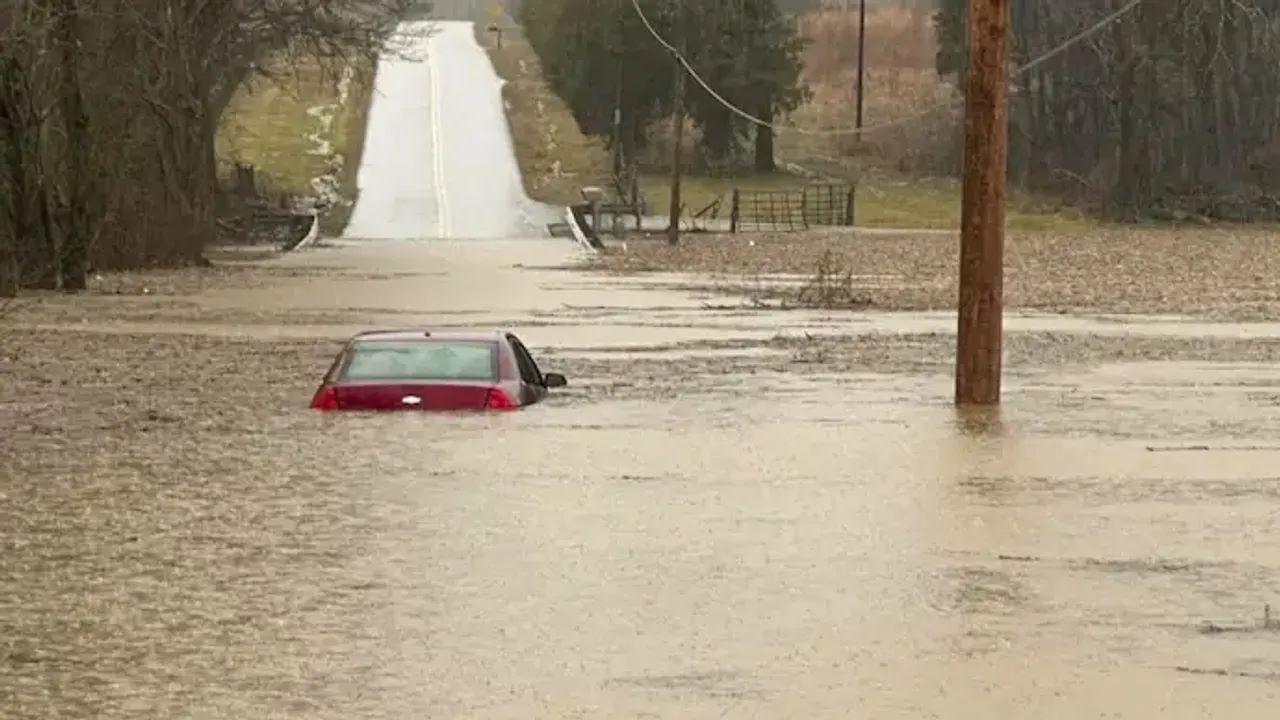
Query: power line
629 0 1144 137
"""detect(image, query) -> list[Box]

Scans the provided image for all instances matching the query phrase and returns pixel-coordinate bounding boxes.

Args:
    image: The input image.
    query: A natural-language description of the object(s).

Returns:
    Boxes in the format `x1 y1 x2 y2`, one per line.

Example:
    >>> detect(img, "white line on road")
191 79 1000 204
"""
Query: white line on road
429 37 451 238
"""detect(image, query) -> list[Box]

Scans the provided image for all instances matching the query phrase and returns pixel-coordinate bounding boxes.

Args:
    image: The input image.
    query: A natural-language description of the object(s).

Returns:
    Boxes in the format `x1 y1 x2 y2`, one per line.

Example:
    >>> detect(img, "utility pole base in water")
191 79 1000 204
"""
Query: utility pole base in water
955 0 1010 406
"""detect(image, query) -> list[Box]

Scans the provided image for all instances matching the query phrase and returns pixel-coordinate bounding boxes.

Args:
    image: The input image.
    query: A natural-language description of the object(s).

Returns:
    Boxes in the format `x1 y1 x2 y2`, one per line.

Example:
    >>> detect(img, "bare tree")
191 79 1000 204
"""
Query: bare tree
939 0 1280 219
0 1 62 292
0 0 418 293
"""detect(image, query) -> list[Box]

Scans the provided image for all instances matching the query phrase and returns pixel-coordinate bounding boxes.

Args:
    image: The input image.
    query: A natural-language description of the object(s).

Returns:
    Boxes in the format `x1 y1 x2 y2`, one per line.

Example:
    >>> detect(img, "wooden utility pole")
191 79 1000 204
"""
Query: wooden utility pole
613 68 624 178
855 0 867 138
955 0 1010 405
666 3 685 245
613 0 625 178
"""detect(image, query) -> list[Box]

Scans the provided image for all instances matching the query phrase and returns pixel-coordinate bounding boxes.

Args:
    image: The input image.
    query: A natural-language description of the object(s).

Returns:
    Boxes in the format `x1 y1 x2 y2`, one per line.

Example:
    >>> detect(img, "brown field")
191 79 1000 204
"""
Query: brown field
781 6 962 179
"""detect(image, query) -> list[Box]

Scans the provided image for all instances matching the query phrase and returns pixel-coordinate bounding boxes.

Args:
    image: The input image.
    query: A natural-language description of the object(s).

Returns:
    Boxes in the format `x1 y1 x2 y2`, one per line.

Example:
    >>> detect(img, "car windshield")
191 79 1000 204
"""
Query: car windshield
341 340 497 382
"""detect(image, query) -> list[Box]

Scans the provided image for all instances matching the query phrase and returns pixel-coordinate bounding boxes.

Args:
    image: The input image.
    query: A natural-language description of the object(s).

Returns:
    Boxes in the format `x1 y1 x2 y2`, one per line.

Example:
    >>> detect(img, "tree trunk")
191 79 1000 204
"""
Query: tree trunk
0 60 33 290
1 57 59 290
753 98 776 172
202 103 227 220
700 103 735 167
206 64 251 220
0 246 16 297
56 0 91 291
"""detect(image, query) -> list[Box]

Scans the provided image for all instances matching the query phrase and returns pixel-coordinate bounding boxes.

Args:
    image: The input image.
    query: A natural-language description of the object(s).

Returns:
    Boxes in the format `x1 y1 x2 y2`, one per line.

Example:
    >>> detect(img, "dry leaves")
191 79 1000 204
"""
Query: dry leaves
588 226 1280 319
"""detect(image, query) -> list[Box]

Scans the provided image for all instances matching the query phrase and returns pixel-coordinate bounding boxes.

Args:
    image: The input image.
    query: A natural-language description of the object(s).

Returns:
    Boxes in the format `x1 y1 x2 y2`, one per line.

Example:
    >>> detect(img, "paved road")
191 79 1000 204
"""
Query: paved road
344 21 556 240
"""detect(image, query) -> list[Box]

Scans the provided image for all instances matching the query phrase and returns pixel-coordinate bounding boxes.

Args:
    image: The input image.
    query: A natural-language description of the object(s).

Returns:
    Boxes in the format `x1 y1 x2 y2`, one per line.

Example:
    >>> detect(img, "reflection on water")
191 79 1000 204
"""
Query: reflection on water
4 242 1280 718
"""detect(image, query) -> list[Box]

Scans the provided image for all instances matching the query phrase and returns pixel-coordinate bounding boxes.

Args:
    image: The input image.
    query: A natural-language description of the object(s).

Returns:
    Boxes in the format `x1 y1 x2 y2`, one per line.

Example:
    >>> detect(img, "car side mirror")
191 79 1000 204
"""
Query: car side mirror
543 373 567 388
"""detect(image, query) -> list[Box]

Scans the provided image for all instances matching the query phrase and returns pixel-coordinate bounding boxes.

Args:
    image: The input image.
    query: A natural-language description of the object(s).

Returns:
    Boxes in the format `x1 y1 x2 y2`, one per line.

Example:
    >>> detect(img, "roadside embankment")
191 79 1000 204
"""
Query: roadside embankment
476 21 613 207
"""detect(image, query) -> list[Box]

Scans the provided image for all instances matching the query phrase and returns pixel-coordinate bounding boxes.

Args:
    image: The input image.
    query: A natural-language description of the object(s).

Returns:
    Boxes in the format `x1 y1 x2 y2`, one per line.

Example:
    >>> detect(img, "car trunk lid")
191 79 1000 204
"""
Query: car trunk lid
334 382 494 411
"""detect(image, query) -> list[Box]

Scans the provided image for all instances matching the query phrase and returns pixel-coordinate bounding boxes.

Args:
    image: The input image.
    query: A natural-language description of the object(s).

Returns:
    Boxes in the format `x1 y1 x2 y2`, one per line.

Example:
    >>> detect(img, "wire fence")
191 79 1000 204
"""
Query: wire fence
730 183 855 233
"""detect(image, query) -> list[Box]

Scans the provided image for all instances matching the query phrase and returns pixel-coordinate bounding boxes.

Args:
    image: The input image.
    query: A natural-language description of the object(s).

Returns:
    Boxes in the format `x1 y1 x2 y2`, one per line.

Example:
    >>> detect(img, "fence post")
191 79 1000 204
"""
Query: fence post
845 184 856 227
799 190 809 230
730 189 740 233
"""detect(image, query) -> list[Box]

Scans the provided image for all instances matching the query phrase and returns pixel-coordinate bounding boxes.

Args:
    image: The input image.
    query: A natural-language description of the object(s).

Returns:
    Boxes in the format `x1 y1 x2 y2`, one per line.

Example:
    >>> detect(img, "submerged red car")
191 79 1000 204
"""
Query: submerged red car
309 328 567 412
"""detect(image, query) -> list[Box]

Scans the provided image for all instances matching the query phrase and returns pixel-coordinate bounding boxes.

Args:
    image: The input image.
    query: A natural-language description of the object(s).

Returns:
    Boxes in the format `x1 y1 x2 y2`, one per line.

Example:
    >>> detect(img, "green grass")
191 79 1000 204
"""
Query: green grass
638 172 1101 233
216 52 376 235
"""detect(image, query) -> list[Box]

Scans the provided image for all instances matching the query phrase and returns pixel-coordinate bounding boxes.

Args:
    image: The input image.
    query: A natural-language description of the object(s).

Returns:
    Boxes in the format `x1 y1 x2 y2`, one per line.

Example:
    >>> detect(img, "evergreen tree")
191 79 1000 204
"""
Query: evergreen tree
520 0 807 172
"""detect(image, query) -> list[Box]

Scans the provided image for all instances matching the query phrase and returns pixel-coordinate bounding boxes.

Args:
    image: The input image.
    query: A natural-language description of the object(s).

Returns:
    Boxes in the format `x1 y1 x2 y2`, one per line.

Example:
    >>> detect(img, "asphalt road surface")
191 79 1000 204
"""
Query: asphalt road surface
343 20 557 240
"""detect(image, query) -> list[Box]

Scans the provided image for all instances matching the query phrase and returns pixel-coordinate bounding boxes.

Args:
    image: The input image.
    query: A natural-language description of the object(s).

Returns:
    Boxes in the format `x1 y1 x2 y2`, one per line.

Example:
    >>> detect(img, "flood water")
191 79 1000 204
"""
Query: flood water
3 239 1280 718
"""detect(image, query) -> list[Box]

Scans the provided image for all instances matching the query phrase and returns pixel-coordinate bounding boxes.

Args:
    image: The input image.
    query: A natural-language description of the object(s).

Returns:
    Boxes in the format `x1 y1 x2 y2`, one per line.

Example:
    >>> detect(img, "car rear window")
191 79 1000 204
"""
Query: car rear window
341 340 498 382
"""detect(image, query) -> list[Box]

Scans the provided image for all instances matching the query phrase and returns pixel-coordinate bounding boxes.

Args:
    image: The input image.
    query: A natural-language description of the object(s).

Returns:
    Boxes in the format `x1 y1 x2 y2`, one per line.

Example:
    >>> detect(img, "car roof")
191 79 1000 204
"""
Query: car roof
348 328 510 344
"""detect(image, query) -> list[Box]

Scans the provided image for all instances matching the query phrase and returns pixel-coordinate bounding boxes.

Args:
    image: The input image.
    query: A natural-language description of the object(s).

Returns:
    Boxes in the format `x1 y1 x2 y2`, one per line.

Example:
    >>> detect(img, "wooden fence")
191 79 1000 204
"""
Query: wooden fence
730 183 855 233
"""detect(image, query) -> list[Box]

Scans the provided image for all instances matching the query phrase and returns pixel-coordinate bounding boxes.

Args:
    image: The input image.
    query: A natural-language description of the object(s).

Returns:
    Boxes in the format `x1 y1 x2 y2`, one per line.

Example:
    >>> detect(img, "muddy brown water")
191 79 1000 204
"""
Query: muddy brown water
3 239 1280 718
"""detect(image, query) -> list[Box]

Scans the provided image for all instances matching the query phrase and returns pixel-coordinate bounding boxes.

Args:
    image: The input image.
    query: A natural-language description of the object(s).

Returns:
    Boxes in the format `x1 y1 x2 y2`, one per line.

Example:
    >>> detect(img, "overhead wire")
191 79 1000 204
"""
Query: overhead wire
629 0 1145 137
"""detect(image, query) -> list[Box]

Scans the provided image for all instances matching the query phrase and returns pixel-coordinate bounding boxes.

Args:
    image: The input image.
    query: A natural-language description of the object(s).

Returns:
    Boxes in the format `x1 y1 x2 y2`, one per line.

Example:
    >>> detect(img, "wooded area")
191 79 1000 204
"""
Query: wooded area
0 0 417 297
523 0 1280 222
937 0 1280 219
518 0 808 173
